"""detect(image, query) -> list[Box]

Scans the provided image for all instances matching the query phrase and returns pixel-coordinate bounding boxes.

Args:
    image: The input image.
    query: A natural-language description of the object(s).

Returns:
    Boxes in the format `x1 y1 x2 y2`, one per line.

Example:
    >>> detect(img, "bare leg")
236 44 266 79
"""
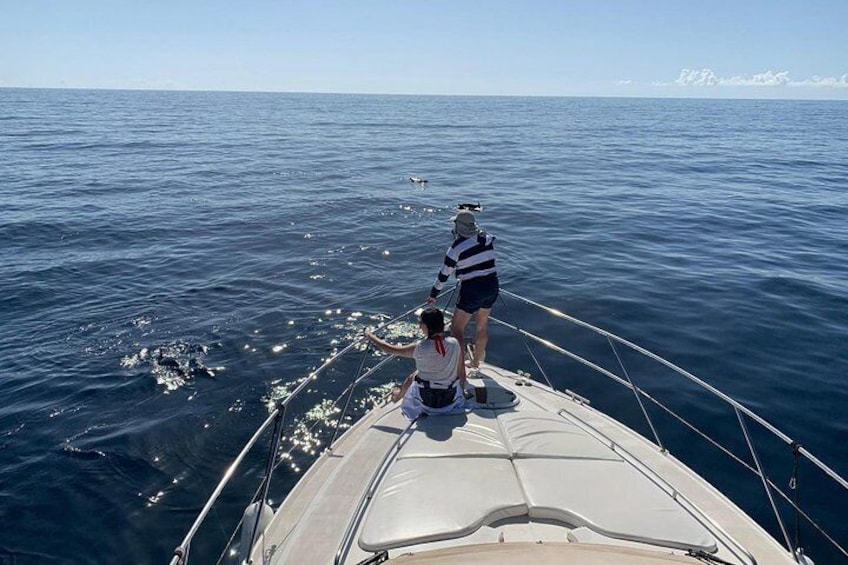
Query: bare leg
472 308 491 368
392 370 418 402
450 309 472 383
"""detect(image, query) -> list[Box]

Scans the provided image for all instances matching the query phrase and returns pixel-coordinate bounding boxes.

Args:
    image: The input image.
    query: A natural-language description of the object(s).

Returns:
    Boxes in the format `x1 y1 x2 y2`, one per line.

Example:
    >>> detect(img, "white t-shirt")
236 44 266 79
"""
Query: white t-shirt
413 336 461 386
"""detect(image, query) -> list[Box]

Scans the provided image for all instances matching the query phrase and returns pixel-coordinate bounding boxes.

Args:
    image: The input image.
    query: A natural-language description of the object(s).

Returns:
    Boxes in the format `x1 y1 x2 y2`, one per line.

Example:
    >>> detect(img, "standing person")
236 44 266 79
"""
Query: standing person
365 308 466 420
427 210 499 382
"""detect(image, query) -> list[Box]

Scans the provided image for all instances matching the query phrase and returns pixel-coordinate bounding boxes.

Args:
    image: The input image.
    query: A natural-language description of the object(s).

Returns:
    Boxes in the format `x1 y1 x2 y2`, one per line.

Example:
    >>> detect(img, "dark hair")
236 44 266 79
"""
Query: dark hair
419 307 445 339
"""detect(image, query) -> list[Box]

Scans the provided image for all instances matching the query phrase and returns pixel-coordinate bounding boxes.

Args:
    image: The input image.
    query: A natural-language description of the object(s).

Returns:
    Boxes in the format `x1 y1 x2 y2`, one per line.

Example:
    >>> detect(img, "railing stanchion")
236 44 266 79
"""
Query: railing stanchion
735 406 794 555
496 294 555 389
790 442 803 558
608 337 664 452
246 401 287 563
328 346 371 449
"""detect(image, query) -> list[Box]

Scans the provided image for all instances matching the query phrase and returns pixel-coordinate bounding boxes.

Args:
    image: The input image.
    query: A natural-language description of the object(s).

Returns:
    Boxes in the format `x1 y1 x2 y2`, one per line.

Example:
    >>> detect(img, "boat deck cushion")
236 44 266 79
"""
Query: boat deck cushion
358 457 528 551
397 411 510 459
497 411 622 460
359 408 716 554
515 458 717 552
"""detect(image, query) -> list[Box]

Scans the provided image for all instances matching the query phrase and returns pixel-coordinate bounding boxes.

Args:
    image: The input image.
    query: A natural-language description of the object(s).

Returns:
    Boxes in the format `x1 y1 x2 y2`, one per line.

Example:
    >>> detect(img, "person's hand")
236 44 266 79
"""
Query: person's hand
426 296 437 306
390 386 403 403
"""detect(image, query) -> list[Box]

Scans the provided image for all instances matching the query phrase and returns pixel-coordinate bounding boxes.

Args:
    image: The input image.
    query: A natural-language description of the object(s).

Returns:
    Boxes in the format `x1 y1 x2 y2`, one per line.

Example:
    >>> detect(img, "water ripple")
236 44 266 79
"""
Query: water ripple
1 89 846 564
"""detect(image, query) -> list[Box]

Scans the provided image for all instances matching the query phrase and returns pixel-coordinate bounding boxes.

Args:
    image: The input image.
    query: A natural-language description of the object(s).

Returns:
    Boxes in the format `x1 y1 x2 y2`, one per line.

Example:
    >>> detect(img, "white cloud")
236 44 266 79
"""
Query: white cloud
664 68 848 88
723 70 790 86
790 74 848 88
675 68 720 86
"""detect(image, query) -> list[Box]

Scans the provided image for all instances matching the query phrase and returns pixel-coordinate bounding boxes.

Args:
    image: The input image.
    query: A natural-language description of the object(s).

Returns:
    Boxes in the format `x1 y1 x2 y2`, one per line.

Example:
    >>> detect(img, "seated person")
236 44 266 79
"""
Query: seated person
365 308 466 420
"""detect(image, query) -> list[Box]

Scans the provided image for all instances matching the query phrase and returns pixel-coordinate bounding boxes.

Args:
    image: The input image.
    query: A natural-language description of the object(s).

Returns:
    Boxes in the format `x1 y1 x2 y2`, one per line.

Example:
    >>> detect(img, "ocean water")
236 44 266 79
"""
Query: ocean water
1 89 846 564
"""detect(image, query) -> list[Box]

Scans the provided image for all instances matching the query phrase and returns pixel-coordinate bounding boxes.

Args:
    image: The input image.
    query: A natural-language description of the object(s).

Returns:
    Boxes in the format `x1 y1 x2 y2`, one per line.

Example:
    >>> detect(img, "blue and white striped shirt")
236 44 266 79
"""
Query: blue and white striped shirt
430 233 497 298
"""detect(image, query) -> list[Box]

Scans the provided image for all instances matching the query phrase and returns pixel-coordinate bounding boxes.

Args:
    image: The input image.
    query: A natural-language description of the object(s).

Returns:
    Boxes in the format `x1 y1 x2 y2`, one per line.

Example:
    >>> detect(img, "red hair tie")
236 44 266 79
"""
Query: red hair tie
433 334 446 356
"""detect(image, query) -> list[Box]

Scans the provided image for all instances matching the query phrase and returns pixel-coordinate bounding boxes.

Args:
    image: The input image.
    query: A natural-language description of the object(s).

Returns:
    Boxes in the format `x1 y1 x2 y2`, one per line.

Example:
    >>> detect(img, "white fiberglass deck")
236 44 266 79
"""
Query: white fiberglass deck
259 365 796 565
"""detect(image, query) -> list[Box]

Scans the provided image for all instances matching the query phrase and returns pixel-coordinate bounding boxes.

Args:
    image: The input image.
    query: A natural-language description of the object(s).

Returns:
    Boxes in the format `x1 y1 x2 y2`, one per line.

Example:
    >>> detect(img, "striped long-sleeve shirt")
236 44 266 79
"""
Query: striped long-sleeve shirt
430 233 497 298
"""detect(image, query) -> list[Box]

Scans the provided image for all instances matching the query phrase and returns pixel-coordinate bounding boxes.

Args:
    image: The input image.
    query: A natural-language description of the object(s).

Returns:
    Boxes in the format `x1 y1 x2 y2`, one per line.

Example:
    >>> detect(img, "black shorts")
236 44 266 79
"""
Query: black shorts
456 274 499 314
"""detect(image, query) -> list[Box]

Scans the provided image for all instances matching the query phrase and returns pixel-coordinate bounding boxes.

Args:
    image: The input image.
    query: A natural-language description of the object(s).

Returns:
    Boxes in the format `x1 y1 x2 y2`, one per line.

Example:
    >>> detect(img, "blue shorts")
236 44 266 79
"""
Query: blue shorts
456 274 499 314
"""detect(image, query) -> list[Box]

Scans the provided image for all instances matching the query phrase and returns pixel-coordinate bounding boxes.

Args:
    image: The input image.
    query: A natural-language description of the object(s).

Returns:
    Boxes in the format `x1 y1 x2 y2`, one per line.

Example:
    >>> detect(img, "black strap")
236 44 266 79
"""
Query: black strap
414 376 457 389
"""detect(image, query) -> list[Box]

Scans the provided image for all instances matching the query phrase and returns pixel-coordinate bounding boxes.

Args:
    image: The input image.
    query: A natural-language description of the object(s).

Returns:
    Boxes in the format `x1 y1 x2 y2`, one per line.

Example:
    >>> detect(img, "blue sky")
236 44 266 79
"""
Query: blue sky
1 0 846 99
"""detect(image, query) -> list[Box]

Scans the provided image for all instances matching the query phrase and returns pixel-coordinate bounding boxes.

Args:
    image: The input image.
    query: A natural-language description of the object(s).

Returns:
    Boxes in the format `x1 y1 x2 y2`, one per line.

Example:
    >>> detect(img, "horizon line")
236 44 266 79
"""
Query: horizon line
2 85 847 103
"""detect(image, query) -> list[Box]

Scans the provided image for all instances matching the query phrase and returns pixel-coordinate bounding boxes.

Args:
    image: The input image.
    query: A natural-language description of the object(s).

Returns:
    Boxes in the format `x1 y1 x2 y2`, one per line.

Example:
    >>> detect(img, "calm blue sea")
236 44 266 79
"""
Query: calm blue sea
1 89 846 564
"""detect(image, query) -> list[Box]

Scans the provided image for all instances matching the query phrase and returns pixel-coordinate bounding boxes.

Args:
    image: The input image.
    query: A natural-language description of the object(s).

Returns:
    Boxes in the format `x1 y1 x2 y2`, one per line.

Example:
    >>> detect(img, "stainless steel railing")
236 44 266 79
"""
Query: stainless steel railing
168 288 847 564
494 288 847 562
